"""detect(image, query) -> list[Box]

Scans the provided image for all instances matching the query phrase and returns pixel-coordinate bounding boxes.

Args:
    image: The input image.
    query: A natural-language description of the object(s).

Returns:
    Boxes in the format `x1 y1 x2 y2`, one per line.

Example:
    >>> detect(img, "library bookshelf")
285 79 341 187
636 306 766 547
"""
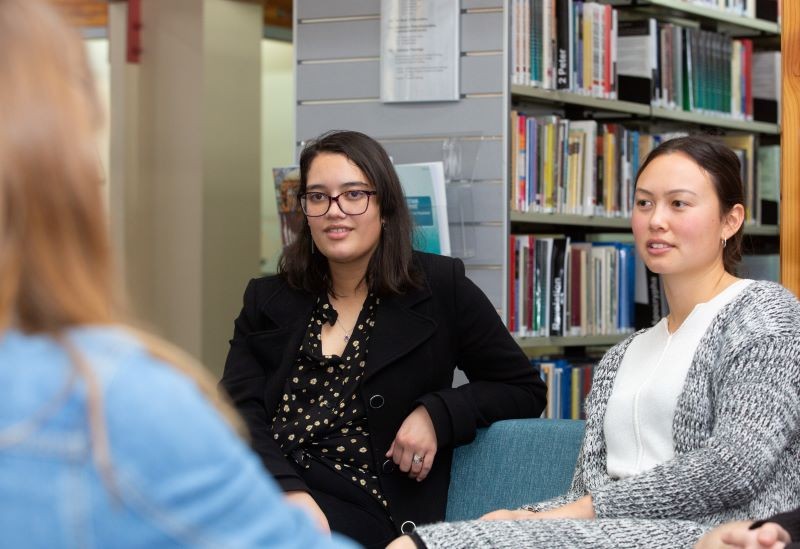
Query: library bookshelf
507 0 782 354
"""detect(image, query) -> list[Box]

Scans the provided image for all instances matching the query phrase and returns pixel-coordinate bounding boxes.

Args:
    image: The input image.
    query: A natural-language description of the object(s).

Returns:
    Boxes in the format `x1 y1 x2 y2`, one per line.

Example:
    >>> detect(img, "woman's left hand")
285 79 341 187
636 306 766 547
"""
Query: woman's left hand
481 496 596 521
481 509 538 521
386 405 437 482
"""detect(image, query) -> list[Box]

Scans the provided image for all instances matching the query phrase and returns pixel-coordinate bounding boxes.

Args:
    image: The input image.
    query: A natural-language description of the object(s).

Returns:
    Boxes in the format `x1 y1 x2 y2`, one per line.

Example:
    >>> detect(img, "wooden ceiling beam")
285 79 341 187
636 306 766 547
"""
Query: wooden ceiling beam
50 0 108 28
264 0 291 29
47 1 292 32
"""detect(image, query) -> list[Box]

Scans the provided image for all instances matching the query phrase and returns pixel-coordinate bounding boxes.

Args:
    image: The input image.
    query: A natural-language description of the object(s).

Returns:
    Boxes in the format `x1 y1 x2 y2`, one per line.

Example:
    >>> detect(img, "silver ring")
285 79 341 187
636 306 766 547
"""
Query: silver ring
412 453 424 465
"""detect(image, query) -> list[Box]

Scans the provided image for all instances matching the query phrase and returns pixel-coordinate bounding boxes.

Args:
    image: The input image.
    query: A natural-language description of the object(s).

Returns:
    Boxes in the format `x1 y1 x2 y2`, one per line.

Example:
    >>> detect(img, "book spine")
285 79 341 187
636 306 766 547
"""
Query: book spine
549 237 568 336
556 0 571 89
527 235 536 332
531 0 542 85
571 366 581 420
559 362 572 420
508 235 517 331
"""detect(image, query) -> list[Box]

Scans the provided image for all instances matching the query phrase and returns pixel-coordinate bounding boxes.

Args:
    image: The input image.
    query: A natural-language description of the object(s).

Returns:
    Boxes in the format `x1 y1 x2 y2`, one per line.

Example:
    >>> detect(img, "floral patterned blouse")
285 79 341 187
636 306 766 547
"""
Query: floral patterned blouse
271 292 388 510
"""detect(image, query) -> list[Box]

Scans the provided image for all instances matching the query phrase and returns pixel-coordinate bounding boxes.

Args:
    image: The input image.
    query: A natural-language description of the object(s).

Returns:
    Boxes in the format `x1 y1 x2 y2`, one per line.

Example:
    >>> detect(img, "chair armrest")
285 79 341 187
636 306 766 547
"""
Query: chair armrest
445 418 584 521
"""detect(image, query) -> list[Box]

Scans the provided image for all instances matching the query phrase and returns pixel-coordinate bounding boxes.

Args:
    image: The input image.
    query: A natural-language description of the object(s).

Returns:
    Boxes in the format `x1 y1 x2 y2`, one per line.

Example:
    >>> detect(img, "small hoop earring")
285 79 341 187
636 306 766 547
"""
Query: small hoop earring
722 237 727 249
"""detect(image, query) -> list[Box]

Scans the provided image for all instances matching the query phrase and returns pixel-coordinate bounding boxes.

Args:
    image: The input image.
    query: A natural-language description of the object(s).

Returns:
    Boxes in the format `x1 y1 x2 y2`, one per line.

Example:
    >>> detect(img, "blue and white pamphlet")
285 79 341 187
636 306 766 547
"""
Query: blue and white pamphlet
395 161 450 256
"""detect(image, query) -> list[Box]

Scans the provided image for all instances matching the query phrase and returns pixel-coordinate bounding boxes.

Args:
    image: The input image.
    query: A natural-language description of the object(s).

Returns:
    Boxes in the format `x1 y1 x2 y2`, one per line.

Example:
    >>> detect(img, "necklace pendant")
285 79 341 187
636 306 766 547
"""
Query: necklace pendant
343 334 350 342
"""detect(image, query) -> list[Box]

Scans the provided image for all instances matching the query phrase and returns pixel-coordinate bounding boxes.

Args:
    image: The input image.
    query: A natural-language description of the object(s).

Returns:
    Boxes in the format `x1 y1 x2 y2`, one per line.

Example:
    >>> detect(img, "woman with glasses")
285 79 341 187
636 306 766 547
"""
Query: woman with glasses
220 130 547 548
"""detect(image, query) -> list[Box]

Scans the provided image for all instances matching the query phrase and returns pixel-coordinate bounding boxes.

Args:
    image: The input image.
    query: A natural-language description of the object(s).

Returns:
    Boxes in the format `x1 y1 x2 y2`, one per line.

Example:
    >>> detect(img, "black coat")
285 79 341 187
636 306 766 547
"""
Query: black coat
220 252 546 531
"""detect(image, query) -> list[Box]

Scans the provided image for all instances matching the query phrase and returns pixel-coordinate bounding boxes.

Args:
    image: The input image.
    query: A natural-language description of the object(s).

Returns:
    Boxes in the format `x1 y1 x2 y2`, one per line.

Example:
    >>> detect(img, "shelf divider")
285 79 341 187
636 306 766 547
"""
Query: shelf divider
511 87 781 135
515 332 634 349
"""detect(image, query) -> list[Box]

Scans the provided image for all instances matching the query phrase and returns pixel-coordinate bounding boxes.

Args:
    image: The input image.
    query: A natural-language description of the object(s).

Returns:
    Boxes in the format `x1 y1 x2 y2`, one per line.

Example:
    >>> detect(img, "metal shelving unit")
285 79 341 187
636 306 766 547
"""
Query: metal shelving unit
511 85 650 116
651 106 780 135
515 332 634 349
743 224 781 236
604 0 780 35
510 212 780 236
510 211 631 229
510 88 781 135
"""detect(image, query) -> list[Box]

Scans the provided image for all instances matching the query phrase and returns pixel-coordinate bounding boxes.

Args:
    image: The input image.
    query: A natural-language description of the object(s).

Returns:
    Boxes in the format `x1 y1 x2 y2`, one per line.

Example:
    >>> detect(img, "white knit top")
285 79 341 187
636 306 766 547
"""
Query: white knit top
604 279 753 479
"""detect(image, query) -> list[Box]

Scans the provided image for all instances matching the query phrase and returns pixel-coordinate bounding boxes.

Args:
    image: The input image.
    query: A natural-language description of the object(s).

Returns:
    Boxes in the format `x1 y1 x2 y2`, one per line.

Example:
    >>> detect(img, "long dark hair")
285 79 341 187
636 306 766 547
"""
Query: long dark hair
278 130 423 295
635 135 745 274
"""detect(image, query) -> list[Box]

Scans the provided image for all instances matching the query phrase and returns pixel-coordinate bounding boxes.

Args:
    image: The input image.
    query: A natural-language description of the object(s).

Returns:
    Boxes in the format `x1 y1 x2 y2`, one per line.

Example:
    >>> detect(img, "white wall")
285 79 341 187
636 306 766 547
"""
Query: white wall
261 38 295 274
85 39 111 205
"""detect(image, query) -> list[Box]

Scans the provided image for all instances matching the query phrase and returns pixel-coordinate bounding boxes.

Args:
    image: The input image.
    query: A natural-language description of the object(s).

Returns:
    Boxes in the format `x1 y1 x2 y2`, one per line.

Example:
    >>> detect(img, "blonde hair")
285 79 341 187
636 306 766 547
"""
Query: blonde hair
0 0 244 489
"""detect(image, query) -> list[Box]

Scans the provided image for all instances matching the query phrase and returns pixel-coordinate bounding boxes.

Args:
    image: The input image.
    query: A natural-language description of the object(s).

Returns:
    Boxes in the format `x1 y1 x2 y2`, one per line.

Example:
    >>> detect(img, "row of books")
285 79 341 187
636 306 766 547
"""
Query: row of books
617 20 759 119
510 111 780 225
511 1 618 97
510 1 781 121
508 235 636 337
720 135 780 225
510 112 684 216
536 358 596 420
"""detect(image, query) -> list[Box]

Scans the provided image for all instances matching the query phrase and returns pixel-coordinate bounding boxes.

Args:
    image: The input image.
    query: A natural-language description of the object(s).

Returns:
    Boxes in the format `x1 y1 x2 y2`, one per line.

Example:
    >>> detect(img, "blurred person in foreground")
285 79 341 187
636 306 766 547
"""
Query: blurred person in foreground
0 1 357 547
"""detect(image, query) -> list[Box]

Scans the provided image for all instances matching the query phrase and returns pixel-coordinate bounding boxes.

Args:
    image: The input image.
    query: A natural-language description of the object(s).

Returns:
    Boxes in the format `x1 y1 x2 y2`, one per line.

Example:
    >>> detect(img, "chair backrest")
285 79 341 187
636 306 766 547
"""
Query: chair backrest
445 418 585 521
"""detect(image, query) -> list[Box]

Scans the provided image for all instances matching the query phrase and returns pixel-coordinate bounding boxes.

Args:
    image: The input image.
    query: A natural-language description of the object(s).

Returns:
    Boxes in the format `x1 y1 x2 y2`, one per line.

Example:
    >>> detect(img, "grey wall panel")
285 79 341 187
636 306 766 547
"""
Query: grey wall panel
297 0 379 20
297 97 504 142
462 12 503 52
297 54 502 101
297 60 378 101
464 267 504 309
296 20 380 60
381 139 503 181
463 0 503 8
298 1 501 20
298 13 503 61
449 225 505 265
462 54 503 94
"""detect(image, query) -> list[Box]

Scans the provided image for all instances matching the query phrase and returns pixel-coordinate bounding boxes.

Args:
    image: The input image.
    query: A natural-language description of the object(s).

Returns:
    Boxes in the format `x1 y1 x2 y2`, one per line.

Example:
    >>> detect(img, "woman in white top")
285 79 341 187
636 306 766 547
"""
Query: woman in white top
390 136 800 549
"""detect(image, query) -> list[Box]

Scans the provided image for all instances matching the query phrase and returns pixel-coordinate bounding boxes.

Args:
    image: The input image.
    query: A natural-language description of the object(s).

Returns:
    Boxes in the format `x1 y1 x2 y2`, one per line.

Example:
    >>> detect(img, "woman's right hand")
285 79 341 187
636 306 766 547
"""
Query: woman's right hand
285 491 331 534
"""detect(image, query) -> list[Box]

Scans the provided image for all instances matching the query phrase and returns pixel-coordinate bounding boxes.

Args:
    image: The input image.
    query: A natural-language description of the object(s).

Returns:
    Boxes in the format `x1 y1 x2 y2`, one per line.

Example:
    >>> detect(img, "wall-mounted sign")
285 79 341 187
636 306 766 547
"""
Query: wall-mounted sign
380 0 460 103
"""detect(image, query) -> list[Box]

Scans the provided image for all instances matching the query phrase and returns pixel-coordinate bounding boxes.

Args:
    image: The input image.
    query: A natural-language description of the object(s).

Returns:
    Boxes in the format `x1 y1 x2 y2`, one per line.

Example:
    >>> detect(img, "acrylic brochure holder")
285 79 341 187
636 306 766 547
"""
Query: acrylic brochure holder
441 134 488 261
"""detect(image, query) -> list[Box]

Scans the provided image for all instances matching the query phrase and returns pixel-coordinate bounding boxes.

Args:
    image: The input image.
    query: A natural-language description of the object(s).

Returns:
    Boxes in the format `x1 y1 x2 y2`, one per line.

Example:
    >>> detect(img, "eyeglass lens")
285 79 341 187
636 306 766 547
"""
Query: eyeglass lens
301 191 373 216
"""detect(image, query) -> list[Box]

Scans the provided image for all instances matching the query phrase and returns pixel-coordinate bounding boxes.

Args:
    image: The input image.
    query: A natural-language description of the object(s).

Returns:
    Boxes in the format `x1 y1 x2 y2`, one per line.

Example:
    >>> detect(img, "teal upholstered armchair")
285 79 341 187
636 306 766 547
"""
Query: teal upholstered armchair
445 419 585 521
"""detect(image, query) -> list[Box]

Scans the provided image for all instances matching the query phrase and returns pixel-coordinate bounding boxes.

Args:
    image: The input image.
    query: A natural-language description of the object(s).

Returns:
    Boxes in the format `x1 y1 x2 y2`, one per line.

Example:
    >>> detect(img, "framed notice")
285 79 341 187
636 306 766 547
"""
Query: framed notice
380 0 460 103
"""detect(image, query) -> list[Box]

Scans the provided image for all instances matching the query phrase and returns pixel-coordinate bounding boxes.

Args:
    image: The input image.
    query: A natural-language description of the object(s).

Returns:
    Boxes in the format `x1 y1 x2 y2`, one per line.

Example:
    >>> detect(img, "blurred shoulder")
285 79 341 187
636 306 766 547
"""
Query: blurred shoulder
80 328 251 479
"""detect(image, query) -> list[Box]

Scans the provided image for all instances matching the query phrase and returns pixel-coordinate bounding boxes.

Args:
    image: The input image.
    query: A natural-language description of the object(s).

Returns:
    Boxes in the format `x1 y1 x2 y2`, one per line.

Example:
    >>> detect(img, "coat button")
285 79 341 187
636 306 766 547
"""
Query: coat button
369 394 385 409
381 459 395 474
400 521 416 534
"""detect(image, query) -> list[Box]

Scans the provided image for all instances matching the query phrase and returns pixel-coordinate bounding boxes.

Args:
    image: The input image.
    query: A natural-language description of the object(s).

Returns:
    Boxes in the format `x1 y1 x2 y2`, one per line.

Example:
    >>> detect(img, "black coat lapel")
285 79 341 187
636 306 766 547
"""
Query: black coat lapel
365 284 437 382
252 284 315 378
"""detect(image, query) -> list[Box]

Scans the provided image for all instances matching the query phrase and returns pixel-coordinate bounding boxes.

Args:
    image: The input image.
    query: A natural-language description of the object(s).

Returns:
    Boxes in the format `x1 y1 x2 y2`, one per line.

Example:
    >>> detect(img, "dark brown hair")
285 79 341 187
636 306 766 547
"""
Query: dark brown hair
278 130 423 295
635 135 745 274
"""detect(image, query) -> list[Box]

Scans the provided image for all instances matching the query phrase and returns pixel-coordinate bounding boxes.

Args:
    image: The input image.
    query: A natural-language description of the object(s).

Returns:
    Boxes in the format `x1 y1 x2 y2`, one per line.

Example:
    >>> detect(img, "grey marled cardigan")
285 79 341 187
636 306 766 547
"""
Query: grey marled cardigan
417 281 800 548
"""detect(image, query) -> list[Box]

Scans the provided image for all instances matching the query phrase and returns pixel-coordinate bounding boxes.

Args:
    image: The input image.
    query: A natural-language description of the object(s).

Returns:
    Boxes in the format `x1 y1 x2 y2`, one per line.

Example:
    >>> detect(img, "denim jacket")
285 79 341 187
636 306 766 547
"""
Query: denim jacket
0 327 358 548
